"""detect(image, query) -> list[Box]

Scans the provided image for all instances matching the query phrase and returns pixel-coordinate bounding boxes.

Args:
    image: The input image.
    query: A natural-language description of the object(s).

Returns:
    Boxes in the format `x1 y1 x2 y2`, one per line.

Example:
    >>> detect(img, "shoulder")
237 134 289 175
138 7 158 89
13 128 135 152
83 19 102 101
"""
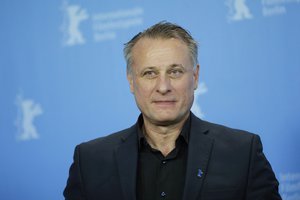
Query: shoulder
77 124 137 153
204 120 255 138
191 113 258 146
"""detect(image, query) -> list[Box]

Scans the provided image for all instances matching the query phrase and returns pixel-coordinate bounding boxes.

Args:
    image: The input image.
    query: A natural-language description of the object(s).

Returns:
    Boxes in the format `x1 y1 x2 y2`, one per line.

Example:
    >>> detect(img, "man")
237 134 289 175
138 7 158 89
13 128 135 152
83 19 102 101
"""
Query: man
64 22 281 200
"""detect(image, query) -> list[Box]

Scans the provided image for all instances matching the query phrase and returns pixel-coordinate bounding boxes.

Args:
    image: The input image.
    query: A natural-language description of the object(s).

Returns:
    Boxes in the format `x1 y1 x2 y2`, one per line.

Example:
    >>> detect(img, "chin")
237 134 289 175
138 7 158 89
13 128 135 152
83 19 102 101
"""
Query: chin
152 114 184 125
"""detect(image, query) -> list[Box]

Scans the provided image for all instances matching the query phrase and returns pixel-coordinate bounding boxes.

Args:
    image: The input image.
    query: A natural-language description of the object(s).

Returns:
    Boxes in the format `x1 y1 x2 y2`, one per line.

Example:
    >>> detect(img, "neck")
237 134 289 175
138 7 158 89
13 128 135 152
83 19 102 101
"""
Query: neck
142 114 189 156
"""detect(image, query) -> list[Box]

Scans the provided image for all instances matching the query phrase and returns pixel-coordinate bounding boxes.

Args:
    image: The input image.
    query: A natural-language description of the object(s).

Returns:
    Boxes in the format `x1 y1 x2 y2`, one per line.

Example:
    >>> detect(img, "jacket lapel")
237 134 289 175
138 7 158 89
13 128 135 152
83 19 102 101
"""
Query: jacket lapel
115 126 138 200
114 114 213 200
182 114 214 200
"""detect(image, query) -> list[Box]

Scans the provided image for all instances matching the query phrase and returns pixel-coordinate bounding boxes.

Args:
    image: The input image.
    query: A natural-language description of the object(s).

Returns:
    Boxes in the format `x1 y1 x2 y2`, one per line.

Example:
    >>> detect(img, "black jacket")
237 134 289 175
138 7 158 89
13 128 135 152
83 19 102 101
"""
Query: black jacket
64 113 281 200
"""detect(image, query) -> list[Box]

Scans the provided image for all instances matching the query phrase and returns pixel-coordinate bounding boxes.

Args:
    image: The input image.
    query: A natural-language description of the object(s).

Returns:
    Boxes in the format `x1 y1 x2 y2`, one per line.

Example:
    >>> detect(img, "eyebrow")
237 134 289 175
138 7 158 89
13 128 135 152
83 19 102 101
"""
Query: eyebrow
142 66 157 70
168 64 184 68
139 64 185 75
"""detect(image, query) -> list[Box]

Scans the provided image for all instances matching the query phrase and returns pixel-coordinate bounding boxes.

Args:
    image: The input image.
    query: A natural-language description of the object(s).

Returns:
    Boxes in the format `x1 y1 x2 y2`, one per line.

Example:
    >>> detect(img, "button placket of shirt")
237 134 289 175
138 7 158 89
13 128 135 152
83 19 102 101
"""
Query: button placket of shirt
157 158 170 199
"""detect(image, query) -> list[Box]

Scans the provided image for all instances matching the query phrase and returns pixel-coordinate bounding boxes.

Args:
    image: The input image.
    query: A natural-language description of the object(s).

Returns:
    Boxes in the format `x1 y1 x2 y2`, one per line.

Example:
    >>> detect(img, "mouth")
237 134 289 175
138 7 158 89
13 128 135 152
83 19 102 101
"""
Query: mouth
152 100 176 106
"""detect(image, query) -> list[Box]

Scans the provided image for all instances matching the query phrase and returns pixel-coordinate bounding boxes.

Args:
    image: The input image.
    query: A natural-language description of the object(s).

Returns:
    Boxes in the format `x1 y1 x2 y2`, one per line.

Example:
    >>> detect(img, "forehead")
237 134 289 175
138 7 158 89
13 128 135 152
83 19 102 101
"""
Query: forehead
132 37 188 53
131 37 191 67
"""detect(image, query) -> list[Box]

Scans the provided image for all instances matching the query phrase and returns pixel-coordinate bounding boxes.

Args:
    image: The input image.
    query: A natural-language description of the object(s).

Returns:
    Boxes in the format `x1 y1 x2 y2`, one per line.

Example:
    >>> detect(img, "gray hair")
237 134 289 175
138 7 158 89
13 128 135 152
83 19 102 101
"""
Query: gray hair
124 21 198 74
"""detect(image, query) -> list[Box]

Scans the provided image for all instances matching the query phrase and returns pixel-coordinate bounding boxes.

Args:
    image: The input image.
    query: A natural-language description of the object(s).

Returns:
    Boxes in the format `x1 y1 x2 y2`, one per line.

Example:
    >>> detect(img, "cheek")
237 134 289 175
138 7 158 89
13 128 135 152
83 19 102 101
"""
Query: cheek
134 80 153 97
174 79 194 93
173 80 195 102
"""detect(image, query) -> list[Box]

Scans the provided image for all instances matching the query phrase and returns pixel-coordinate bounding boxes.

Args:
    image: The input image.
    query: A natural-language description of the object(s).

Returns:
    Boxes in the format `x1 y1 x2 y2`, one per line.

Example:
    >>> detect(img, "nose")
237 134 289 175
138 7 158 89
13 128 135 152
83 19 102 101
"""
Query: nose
155 74 171 95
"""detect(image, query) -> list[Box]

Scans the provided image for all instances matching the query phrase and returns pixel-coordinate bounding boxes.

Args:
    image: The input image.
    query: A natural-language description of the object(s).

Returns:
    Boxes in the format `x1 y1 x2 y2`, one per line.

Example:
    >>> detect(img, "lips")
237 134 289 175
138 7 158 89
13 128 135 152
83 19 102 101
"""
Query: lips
152 100 176 106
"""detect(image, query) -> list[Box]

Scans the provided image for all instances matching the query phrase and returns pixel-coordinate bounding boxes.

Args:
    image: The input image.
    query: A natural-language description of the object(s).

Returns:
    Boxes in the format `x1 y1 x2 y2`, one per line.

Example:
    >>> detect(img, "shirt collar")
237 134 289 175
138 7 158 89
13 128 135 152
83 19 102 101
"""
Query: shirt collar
137 113 191 149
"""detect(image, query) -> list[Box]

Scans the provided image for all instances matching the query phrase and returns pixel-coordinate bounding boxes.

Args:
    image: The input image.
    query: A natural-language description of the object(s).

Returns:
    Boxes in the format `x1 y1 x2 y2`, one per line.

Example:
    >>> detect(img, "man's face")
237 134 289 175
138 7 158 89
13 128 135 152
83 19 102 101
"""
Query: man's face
127 37 199 126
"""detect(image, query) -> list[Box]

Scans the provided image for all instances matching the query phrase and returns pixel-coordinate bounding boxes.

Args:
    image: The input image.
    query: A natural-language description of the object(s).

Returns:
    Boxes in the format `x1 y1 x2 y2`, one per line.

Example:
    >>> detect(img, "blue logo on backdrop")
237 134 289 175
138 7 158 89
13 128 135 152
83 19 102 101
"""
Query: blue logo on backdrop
261 0 300 17
15 94 43 141
92 7 144 42
60 1 144 45
226 0 300 22
226 0 253 22
61 1 89 46
280 173 300 200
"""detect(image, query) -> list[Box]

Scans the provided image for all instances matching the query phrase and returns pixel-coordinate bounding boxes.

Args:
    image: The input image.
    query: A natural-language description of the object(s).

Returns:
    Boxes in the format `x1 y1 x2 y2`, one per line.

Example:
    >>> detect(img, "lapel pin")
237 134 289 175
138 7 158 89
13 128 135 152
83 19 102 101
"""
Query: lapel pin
197 169 203 178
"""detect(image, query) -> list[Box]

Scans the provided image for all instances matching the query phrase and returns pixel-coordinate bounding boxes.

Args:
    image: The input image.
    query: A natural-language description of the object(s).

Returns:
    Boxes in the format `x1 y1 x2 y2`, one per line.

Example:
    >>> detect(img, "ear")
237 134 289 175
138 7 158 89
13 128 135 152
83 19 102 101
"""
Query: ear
127 73 134 93
193 64 200 90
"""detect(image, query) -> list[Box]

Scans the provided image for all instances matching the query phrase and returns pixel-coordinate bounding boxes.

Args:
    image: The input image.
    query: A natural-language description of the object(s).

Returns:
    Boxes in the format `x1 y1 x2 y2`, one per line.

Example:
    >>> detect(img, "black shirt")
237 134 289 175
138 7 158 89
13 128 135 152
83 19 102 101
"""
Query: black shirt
136 115 190 200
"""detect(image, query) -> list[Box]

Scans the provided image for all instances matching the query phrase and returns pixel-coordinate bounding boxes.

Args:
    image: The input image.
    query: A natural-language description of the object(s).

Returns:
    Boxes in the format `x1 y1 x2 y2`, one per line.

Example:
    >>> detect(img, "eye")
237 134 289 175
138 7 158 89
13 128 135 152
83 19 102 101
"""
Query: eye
169 68 184 78
142 70 158 79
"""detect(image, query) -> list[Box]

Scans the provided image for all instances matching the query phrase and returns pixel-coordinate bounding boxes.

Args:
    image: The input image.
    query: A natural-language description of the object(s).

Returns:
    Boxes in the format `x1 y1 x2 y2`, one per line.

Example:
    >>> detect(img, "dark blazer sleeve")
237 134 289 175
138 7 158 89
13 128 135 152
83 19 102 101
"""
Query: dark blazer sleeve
63 145 86 200
245 135 281 200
